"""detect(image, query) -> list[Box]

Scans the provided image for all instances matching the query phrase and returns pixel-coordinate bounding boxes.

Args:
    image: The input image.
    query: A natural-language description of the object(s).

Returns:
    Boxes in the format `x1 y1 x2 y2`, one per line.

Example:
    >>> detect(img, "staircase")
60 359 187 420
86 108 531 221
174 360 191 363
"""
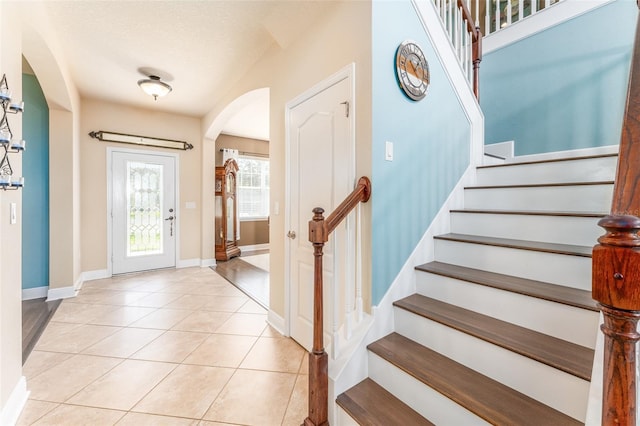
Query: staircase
337 152 618 425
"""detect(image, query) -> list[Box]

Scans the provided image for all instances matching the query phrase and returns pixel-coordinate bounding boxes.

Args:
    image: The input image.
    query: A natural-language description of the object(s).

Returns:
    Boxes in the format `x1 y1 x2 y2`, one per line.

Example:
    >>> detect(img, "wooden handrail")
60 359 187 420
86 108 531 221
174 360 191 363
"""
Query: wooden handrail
592 7 640 426
304 176 371 426
457 0 483 99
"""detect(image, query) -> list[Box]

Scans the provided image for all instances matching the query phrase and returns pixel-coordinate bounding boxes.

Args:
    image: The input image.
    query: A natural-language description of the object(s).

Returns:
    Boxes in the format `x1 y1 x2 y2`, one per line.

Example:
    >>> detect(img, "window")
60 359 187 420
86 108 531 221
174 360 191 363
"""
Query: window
237 155 269 220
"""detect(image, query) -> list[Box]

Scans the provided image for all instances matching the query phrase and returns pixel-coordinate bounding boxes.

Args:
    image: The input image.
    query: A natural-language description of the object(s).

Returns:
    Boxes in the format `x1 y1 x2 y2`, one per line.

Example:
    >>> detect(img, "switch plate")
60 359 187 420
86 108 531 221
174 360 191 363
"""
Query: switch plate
385 141 394 161
185 201 196 209
10 202 16 224
274 202 280 215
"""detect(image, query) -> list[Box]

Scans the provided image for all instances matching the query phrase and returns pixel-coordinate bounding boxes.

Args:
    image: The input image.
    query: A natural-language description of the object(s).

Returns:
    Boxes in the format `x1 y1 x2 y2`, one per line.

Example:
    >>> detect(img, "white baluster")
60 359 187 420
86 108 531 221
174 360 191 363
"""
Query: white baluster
506 0 512 26
495 0 501 32
436 0 441 11
545 0 551 8
485 0 490 35
344 213 354 340
355 204 363 323
531 0 537 14
449 0 453 36
475 0 479 29
518 0 524 22
331 230 340 360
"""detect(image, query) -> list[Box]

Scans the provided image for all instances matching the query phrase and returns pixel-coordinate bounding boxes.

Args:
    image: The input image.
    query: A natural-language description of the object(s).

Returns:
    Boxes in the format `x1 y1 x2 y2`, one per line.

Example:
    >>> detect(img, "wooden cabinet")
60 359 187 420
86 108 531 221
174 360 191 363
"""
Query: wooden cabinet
215 159 241 261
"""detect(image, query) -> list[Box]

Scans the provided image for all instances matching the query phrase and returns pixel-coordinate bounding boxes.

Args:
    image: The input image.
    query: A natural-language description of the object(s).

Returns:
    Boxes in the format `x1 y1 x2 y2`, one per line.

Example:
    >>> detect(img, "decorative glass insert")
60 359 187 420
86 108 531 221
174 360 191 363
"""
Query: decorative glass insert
127 161 163 256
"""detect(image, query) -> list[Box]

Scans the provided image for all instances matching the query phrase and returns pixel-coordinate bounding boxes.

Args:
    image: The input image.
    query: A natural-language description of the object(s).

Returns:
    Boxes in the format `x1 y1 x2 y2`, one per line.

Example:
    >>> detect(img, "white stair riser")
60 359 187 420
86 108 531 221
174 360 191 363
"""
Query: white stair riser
368 353 490 426
476 156 617 186
434 239 592 290
337 407 360 426
394 309 589 422
451 212 603 247
464 185 612 212
415 272 599 348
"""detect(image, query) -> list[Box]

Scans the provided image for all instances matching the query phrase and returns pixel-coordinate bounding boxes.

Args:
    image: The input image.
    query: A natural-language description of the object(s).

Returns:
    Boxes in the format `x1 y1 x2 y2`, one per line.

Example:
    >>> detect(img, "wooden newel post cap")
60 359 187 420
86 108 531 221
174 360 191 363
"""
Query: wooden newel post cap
593 215 640 310
309 207 328 244
597 215 640 247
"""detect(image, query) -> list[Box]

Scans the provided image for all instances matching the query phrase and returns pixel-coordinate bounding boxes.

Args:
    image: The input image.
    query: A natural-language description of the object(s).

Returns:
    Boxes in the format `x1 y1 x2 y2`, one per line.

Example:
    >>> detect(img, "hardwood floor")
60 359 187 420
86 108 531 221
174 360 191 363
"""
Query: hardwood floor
22 297 61 363
213 251 269 308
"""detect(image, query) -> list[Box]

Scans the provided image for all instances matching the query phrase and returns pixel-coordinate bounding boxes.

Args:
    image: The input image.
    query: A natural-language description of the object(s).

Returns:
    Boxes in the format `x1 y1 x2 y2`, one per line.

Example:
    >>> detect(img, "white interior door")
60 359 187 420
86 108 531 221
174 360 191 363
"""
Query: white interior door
112 150 177 274
287 75 353 351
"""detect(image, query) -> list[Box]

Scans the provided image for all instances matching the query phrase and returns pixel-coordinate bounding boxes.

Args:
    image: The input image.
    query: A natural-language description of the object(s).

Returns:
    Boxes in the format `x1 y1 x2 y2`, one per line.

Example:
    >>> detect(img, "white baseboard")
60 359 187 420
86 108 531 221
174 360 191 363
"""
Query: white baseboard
177 258 201 269
0 376 29 426
200 258 216 267
509 144 619 163
238 243 270 252
267 309 286 336
47 285 77 301
22 286 48 301
81 269 109 283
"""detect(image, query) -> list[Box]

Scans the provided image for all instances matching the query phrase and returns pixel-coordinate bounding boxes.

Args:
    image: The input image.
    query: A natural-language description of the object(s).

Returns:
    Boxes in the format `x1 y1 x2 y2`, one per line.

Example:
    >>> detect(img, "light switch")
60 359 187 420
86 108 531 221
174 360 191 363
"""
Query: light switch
10 202 16 224
185 201 196 209
273 201 280 215
385 141 394 161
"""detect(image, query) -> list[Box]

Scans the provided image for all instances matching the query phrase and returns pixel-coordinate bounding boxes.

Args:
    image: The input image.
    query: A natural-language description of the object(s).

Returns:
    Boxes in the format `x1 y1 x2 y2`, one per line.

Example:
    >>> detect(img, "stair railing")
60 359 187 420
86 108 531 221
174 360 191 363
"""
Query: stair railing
304 176 371 426
592 4 640 425
462 0 562 37
433 0 483 98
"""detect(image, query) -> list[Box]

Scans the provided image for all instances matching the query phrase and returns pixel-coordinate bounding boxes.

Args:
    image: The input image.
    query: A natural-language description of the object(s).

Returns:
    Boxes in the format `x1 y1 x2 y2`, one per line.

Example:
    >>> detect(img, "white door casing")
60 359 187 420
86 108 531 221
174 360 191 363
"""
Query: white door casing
110 149 177 274
285 65 355 351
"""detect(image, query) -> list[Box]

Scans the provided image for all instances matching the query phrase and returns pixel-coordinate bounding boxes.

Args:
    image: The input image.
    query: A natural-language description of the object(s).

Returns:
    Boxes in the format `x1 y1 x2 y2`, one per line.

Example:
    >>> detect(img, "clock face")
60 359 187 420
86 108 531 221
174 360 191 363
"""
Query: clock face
395 40 430 101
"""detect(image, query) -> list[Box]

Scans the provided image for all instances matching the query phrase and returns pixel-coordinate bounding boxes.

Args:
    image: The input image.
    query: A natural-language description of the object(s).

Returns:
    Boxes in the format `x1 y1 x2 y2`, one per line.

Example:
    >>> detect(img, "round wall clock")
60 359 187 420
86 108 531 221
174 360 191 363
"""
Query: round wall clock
395 40 430 101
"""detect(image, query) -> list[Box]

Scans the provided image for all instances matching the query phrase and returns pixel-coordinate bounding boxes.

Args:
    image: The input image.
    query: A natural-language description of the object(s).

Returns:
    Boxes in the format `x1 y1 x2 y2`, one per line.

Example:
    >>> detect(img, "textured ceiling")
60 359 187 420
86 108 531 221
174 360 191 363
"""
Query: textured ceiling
37 1 336 139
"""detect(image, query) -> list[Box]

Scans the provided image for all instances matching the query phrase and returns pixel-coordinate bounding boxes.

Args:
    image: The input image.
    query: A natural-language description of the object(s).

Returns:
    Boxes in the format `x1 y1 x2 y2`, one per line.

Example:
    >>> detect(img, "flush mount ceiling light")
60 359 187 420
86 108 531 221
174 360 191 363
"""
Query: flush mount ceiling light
137 75 172 100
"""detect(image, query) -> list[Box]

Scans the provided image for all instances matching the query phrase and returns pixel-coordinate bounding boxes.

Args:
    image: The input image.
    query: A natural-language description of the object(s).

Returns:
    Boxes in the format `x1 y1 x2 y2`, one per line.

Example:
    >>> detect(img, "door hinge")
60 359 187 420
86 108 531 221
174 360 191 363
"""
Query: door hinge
340 101 349 118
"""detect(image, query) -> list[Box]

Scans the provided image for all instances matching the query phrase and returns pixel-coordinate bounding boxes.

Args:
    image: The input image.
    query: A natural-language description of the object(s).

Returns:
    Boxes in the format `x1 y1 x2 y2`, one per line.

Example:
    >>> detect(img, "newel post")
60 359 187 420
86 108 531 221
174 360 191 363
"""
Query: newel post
472 26 482 100
305 207 329 426
593 215 640 425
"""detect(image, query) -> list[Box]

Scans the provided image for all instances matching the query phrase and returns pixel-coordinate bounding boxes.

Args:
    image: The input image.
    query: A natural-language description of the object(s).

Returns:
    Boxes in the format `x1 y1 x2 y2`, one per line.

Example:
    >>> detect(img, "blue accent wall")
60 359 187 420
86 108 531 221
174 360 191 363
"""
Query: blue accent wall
372 1 471 304
481 0 637 156
22 73 50 291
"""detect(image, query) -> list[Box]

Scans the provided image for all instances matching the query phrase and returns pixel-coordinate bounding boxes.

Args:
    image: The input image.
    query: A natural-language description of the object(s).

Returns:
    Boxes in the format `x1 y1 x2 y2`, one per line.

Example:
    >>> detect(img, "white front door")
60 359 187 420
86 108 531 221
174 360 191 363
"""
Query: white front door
111 150 177 274
287 72 354 351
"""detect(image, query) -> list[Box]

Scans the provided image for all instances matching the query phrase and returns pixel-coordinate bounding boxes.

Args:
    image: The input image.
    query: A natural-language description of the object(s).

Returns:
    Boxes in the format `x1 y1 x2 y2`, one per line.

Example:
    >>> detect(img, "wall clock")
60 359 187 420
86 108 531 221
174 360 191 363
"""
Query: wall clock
395 40 430 101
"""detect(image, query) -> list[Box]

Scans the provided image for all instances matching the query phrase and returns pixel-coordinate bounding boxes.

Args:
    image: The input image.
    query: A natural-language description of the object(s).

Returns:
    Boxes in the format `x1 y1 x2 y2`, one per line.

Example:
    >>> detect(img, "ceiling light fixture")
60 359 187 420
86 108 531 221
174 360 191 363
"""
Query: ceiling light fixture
137 75 172 101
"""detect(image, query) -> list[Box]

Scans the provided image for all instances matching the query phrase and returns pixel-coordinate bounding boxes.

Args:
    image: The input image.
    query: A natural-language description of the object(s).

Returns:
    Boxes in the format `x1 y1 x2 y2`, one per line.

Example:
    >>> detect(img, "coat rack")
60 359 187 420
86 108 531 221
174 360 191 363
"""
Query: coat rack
0 74 25 190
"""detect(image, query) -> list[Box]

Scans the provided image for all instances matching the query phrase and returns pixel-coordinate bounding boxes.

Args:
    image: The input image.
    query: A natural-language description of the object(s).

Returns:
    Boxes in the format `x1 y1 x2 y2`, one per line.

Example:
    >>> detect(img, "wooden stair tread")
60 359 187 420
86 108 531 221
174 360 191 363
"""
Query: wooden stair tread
477 152 618 169
336 378 434 426
369 333 582 426
449 208 607 218
415 261 598 312
394 294 594 380
466 180 613 190
434 233 593 257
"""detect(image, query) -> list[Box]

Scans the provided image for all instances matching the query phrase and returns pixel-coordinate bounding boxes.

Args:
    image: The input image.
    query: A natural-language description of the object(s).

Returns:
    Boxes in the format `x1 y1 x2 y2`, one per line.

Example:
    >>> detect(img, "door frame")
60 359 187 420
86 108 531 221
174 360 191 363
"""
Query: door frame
106 146 181 276
283 63 356 337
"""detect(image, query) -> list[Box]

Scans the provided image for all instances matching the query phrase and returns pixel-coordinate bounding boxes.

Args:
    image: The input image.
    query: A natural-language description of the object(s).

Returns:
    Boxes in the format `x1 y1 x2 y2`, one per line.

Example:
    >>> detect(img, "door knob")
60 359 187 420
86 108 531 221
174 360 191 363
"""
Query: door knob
164 216 174 221
287 230 296 239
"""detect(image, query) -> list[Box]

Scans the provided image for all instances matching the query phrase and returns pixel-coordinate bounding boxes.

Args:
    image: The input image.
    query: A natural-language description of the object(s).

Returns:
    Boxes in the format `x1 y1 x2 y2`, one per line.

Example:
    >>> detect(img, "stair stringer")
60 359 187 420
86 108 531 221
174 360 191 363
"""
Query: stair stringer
329 164 476 425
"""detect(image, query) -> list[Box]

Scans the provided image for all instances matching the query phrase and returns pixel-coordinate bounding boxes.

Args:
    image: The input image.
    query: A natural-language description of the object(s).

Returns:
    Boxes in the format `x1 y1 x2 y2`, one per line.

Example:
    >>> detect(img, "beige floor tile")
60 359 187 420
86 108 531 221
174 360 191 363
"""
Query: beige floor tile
35 322 121 353
131 330 209 363
32 403 126 425
237 299 267 314
200 296 248 312
261 325 285 338
129 308 194 330
28 354 122 403
23 351 74 380
88 306 157 326
130 280 172 292
203 369 296 426
116 412 197 425
198 422 243 426
133 364 234 418
183 334 257 368
240 337 306 373
50 302 119 324
171 311 232 333
215 313 267 336
66 359 176 410
15 400 59 425
299 355 309 374
282 374 309 426
66 288 123 305
126 292 182 308
82 327 165 358
103 291 153 306
163 294 216 310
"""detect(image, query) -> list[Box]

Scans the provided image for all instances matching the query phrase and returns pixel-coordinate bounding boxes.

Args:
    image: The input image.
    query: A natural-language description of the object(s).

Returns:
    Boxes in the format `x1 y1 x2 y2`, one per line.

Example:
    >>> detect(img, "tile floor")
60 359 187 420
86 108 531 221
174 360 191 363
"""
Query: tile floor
18 267 308 426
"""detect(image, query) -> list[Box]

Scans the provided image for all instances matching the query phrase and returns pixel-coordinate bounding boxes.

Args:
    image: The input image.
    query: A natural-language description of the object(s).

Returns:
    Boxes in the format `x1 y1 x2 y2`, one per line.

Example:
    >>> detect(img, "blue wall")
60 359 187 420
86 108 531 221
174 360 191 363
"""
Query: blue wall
372 1 471 304
481 0 637 156
22 73 49 291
